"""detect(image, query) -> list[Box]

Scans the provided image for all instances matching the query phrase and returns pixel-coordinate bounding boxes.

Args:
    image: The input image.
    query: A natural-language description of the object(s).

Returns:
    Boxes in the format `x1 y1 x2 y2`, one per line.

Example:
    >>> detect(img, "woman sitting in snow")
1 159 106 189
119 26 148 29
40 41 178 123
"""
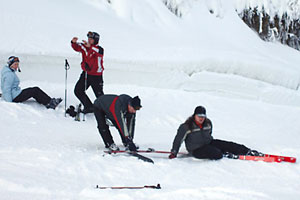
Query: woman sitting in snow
169 106 263 160
1 56 62 109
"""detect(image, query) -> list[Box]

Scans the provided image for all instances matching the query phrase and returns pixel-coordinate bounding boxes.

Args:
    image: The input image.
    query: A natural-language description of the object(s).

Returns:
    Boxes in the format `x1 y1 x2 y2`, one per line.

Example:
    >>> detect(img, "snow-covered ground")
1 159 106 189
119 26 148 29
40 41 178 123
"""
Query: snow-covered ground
0 0 300 199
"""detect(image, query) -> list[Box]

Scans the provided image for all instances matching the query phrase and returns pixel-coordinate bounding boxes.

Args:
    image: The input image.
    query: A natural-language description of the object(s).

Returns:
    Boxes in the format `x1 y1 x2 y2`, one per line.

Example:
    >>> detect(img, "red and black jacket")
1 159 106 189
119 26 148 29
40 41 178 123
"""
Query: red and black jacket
94 94 136 141
71 41 104 76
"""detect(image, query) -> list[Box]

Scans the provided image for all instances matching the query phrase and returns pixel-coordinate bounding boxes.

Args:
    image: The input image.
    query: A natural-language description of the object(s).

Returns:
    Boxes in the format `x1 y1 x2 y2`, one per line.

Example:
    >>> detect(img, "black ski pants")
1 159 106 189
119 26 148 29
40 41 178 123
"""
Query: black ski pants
192 139 250 160
13 87 51 106
94 105 114 148
74 71 104 109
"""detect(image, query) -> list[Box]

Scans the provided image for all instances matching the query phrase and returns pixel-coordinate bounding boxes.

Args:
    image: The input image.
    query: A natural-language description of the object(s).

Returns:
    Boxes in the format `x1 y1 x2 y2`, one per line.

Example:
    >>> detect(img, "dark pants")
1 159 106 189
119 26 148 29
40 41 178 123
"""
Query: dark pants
94 105 114 148
13 87 51 106
94 105 127 148
74 71 104 109
192 139 250 160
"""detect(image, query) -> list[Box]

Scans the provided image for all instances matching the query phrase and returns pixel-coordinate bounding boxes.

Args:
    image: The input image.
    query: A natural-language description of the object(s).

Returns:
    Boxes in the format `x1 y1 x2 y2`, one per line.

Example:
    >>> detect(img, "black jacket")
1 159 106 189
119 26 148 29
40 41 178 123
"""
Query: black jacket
171 118 213 155
94 94 136 139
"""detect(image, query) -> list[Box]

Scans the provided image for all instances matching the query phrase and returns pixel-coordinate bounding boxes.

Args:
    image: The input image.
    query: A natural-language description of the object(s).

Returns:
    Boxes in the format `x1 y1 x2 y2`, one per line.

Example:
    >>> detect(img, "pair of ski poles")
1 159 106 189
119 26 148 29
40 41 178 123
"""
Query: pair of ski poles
64 59 87 121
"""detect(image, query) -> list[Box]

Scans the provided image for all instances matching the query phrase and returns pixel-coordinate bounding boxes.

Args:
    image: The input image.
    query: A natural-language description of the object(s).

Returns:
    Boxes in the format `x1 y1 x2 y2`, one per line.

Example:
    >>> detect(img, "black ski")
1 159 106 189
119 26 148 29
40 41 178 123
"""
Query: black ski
105 150 154 164
128 152 154 164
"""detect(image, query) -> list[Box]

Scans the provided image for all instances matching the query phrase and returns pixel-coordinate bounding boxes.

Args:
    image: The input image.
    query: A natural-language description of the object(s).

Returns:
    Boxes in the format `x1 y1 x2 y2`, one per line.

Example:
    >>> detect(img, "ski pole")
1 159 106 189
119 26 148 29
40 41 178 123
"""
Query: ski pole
95 184 161 190
64 59 70 117
83 70 88 121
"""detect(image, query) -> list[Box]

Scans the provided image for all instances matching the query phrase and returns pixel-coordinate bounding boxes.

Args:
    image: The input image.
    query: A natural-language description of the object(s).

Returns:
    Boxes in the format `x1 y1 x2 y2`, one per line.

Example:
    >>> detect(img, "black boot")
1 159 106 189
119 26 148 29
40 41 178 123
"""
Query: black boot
82 106 94 114
46 98 62 109
246 150 264 157
223 152 239 159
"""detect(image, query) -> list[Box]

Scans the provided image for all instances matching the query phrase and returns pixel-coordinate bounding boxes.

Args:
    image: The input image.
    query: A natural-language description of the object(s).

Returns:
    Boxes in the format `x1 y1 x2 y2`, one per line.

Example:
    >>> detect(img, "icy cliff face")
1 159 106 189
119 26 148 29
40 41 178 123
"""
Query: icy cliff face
162 0 300 51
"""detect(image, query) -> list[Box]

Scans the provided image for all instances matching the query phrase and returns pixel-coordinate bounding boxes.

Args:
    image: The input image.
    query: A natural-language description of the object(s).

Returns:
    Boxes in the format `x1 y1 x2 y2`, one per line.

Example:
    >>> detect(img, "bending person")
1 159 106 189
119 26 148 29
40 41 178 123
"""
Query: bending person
1 56 62 109
169 106 263 160
94 94 142 152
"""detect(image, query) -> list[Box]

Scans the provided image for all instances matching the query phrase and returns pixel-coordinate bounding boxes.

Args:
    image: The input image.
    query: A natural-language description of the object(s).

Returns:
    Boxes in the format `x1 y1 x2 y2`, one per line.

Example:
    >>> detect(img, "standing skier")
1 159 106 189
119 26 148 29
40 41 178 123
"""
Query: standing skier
93 94 142 151
71 31 104 114
1 56 62 109
169 106 263 160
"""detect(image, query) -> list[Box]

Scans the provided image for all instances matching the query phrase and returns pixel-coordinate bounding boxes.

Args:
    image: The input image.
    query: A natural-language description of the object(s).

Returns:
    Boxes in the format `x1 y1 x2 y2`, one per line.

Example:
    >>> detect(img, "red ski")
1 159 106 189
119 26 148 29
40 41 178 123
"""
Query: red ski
264 154 296 163
238 155 282 163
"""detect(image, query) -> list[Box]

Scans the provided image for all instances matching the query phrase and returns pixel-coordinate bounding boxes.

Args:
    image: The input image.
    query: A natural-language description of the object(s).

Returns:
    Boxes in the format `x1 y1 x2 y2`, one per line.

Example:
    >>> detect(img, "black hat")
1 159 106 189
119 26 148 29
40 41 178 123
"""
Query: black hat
130 96 142 110
194 106 206 117
87 31 100 44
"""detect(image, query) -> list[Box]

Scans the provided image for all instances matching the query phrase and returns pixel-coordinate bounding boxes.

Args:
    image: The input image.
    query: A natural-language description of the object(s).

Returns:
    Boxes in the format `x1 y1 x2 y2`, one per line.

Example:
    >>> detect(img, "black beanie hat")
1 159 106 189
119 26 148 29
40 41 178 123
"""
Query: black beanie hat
130 96 142 110
194 106 206 117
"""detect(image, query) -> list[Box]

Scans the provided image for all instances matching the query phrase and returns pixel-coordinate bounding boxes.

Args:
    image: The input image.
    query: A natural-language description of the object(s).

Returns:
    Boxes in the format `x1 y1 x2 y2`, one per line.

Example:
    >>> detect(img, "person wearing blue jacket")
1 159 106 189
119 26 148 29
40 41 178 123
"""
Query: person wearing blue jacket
1 56 62 109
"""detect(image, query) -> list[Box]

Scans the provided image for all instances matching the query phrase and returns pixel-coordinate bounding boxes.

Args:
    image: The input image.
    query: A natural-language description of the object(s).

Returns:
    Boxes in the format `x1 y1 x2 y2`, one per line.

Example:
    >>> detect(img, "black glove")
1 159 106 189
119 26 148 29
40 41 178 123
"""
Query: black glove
126 138 137 152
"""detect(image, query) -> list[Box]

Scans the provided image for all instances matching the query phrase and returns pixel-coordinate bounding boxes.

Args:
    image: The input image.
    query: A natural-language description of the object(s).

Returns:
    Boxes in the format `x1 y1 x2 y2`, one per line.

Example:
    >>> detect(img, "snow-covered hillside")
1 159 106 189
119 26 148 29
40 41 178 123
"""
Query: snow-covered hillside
0 0 300 90
0 0 300 200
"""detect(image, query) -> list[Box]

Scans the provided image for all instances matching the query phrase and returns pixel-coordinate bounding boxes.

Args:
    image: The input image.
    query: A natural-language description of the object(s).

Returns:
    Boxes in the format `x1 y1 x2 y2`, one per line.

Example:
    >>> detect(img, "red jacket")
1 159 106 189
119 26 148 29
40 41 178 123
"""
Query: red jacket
71 42 104 76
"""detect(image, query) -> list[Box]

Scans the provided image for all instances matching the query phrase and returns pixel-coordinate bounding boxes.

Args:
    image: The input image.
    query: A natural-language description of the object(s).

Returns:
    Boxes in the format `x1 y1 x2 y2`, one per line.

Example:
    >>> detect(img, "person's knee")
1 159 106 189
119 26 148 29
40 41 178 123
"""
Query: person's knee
74 86 83 97
192 146 223 160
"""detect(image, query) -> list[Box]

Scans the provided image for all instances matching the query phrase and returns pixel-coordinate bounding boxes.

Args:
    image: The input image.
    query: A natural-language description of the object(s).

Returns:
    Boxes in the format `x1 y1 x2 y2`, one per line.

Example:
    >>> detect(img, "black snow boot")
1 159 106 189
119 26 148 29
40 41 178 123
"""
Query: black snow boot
82 106 94 114
246 150 264 157
223 152 239 159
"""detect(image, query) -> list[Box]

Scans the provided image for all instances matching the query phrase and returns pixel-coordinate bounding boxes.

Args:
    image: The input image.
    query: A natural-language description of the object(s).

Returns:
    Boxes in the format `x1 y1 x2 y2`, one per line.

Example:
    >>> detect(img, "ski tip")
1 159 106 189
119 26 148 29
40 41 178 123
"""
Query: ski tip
157 184 161 189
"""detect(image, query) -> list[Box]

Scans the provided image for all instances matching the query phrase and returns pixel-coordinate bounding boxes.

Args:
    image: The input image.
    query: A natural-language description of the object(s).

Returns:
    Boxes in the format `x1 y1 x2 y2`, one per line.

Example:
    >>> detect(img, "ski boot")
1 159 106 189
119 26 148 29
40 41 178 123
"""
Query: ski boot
46 98 62 109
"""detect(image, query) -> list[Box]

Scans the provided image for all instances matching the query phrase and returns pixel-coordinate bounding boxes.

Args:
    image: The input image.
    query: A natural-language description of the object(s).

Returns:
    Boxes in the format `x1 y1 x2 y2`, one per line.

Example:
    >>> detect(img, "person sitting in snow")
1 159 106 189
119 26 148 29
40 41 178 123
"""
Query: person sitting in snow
1 56 62 109
71 31 104 114
169 106 263 160
93 94 142 152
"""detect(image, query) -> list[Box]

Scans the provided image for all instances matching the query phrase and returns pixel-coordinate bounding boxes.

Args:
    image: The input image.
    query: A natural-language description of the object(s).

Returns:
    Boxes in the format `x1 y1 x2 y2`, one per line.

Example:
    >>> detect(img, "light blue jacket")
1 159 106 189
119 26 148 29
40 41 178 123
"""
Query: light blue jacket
1 65 22 102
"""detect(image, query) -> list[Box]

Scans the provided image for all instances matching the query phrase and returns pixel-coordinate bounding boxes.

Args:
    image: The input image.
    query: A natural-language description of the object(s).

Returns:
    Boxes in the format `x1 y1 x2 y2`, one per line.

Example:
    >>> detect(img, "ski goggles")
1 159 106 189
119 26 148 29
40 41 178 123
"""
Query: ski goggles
196 114 206 118
10 56 20 63
87 31 95 38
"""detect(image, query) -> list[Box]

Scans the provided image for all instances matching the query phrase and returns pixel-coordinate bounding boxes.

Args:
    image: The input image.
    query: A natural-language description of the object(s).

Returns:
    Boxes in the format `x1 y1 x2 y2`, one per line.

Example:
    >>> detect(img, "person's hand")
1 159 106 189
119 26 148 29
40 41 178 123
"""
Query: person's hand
82 40 91 47
169 153 177 159
71 37 78 43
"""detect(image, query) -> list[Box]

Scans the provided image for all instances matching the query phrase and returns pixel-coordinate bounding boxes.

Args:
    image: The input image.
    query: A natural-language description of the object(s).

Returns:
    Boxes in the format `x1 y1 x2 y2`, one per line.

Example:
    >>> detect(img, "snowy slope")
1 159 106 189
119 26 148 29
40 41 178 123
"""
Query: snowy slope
0 0 300 89
0 0 300 200
0 81 300 200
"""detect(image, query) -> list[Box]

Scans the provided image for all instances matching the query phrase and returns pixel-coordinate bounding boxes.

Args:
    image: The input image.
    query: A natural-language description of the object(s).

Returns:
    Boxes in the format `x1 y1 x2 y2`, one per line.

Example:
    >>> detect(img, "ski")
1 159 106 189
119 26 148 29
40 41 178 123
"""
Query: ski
264 154 296 163
104 150 154 164
95 184 161 190
238 155 282 163
105 148 188 155
74 104 82 121
128 152 154 163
